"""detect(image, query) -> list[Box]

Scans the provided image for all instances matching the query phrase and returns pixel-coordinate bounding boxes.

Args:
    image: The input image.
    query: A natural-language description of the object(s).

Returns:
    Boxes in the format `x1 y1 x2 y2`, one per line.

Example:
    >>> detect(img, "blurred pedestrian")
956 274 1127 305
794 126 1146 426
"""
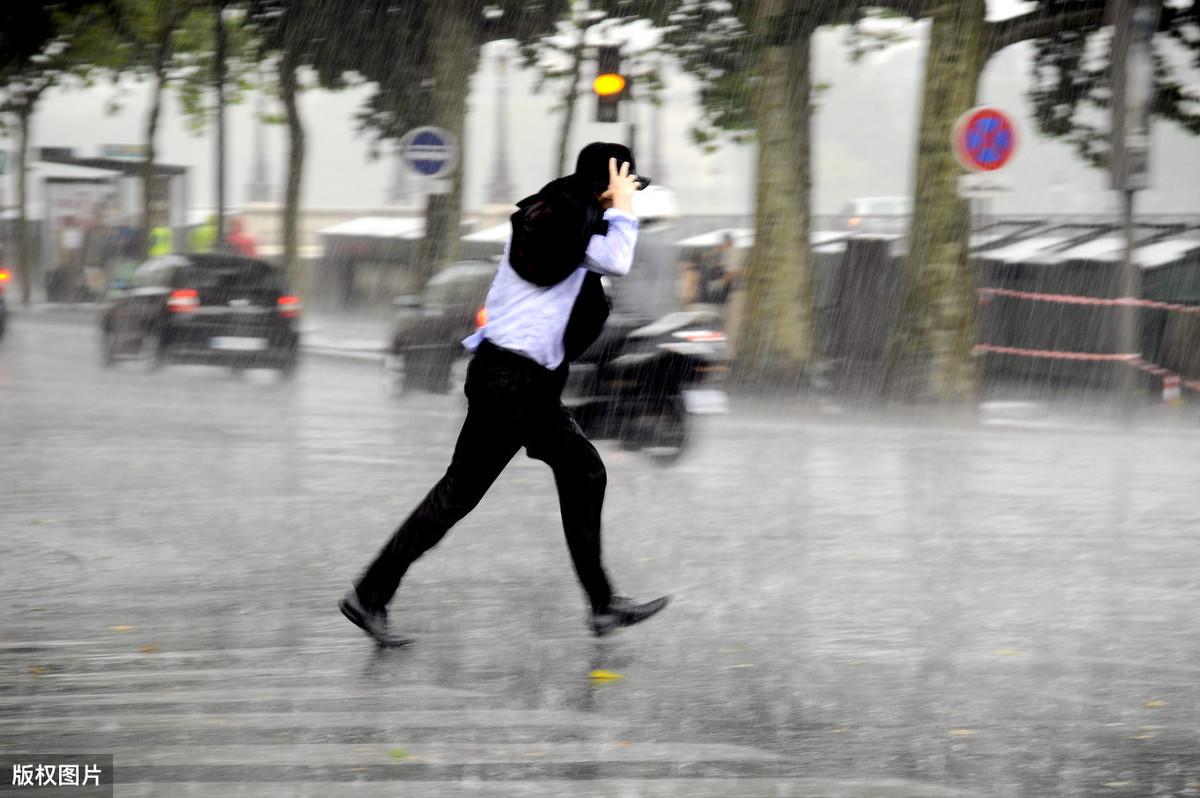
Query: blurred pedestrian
189 214 218 254
715 232 746 354
340 143 669 646
147 221 174 257
225 216 258 258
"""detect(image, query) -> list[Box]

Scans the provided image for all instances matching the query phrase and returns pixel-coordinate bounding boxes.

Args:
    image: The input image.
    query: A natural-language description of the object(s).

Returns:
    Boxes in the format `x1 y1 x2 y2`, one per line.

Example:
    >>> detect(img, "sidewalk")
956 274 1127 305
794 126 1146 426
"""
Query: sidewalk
297 311 391 362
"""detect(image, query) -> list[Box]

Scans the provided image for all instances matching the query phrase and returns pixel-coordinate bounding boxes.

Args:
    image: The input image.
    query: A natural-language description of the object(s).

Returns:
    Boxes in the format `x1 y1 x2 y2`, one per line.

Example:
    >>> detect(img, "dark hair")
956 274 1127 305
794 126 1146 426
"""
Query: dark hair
572 142 637 195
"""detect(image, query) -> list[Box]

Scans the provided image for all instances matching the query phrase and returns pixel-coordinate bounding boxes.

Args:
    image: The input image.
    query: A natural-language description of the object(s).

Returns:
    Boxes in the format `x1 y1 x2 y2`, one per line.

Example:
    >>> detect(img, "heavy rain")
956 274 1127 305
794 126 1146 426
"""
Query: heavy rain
1 0 1199 796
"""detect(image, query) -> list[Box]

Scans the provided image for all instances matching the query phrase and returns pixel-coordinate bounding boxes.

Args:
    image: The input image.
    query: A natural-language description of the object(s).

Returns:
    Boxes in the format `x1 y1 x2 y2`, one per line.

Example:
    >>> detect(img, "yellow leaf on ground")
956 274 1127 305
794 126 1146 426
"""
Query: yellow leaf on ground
995 648 1022 657
830 728 849 734
1130 734 1156 740
1144 699 1168 709
110 625 134 633
949 729 975 736
28 666 45 676
388 748 409 760
589 669 624 682
139 644 158 654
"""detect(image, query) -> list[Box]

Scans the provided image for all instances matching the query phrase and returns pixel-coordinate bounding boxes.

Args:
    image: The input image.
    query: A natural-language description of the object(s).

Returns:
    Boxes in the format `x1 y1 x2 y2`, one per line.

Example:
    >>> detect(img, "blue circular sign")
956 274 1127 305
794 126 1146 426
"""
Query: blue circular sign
400 127 457 179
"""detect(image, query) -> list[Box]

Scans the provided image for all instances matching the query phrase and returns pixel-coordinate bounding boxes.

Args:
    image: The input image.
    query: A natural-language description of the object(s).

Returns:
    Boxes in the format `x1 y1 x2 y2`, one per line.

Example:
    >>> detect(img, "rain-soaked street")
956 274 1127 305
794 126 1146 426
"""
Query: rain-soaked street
2 314 1199 797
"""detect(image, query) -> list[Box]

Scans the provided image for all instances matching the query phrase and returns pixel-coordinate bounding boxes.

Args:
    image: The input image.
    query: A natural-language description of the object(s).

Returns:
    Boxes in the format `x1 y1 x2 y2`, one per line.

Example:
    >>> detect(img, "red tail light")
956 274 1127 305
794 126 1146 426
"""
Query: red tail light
0 269 9 294
474 306 487 329
277 295 302 318
167 288 199 313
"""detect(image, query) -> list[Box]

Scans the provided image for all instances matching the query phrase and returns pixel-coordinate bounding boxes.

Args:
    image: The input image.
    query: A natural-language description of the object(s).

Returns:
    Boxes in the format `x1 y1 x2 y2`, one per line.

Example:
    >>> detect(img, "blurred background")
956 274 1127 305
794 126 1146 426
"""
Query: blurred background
2 1 1200 797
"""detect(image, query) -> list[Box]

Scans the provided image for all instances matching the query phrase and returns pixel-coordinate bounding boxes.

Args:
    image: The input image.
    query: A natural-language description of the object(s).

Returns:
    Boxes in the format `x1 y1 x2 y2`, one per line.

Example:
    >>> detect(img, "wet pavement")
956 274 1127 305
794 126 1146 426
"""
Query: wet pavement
2 314 1199 797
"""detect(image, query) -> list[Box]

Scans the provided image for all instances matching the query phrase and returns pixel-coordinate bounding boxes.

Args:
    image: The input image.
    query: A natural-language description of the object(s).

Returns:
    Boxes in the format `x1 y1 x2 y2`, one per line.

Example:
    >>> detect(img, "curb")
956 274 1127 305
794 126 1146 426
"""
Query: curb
11 305 387 366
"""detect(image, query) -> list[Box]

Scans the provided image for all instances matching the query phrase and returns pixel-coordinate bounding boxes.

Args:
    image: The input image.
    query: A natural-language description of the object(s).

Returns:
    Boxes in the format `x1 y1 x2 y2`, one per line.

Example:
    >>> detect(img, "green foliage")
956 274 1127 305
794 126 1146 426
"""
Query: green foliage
0 1 113 120
517 2 660 105
1028 3 1200 169
844 7 912 63
329 0 570 148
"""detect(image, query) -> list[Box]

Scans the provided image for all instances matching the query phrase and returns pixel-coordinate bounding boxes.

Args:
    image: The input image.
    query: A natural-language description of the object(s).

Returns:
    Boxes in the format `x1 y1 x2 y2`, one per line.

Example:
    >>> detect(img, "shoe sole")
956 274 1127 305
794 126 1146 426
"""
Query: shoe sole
339 599 412 648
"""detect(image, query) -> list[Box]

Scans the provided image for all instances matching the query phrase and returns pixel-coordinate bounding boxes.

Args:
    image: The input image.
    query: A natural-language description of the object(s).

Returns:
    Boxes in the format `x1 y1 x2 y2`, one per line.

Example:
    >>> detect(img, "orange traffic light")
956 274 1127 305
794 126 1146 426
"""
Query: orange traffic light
595 46 625 123
593 73 626 97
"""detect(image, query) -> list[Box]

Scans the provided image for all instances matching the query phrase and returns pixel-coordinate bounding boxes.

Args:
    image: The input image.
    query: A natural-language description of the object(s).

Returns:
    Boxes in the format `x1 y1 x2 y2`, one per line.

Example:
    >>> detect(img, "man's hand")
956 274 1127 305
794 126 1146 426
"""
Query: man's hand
599 158 639 214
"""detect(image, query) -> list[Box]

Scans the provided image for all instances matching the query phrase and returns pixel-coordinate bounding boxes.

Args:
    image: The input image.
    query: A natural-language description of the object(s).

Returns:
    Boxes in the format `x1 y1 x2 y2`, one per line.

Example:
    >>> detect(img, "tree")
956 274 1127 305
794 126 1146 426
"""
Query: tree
340 0 570 289
0 0 108 305
96 0 209 256
600 0 901 388
882 0 991 400
883 0 1197 401
244 0 348 287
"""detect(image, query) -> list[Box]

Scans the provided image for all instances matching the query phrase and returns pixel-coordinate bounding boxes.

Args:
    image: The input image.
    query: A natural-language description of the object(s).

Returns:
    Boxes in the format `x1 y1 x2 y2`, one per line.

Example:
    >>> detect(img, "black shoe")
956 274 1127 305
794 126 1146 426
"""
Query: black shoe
339 589 412 648
590 595 670 637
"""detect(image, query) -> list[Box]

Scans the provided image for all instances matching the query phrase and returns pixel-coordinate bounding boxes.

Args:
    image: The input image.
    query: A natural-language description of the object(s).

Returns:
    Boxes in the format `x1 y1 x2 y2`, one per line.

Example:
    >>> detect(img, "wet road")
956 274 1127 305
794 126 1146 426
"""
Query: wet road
2 315 1199 797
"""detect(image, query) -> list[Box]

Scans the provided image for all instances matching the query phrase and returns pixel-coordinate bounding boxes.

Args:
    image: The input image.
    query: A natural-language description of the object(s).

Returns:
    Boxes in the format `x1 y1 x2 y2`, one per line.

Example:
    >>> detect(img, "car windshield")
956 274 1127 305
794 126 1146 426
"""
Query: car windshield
176 260 283 292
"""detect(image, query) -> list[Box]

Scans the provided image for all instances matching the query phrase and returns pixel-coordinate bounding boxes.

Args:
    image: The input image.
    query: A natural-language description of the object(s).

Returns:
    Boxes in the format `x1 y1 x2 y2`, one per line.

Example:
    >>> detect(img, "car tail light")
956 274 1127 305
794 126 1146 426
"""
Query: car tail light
167 288 199 313
674 329 725 343
277 295 302 318
474 306 487 329
0 269 9 294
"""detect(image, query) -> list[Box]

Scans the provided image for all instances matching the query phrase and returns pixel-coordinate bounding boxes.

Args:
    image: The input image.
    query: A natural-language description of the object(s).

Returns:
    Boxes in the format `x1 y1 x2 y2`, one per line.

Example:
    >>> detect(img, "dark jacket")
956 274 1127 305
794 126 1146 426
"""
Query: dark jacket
509 176 612 363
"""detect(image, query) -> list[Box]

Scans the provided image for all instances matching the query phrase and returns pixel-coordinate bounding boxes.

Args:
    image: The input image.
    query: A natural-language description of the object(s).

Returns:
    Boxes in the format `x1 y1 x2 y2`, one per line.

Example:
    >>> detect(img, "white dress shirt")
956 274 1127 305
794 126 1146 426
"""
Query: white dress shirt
462 208 638 370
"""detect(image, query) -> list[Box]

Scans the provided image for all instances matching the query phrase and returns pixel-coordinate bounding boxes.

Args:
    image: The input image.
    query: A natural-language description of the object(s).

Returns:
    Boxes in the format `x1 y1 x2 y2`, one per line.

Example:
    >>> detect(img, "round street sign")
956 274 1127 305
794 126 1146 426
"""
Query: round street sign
399 126 458 179
953 106 1017 172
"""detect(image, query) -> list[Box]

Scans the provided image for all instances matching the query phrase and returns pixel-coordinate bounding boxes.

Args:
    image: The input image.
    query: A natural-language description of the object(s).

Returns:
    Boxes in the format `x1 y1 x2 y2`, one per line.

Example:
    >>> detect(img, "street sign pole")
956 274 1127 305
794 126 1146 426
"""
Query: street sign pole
0 150 6 261
1110 0 1159 415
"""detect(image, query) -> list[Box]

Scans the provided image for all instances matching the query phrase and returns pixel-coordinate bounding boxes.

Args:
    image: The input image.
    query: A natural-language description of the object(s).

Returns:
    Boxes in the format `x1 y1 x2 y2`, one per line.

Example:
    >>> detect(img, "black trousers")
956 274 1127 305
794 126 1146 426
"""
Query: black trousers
355 340 615 613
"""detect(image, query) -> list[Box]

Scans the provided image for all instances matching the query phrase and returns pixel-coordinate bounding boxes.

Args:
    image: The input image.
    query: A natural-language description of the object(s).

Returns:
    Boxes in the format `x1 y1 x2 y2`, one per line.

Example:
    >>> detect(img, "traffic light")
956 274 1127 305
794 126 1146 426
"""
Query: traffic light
593 46 627 123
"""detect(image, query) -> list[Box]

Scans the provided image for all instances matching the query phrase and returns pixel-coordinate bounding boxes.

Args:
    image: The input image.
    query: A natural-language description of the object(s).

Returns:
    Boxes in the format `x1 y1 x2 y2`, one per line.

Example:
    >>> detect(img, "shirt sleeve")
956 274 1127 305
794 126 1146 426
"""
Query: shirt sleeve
582 208 639 277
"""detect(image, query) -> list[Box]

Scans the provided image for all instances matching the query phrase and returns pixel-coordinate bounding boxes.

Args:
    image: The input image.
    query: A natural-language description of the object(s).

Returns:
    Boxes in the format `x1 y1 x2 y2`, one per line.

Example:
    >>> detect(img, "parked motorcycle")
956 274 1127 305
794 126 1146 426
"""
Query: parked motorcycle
564 309 730 466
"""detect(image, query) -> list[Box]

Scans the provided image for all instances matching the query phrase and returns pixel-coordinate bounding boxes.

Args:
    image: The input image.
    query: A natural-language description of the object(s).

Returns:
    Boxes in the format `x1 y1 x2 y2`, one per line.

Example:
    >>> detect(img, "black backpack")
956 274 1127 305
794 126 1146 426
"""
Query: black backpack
509 177 612 362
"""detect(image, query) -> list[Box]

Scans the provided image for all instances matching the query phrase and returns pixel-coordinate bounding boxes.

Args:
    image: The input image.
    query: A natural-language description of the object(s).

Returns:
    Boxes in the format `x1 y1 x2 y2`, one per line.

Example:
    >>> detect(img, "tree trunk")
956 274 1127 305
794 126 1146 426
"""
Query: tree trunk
735 9 815 389
411 4 477 288
16 99 34 306
556 29 587 177
214 1 227 243
142 66 166 257
280 44 305 291
885 0 986 401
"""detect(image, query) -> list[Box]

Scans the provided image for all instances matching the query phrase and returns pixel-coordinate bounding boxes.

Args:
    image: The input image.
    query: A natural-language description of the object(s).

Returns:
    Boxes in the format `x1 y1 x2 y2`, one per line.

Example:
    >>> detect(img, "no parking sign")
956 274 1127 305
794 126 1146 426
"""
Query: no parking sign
953 106 1017 199
953 106 1017 172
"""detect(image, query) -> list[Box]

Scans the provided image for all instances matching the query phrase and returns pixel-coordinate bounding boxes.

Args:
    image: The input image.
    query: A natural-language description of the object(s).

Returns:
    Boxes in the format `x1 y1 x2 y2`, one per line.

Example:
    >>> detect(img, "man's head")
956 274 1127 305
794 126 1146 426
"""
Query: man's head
572 142 646 202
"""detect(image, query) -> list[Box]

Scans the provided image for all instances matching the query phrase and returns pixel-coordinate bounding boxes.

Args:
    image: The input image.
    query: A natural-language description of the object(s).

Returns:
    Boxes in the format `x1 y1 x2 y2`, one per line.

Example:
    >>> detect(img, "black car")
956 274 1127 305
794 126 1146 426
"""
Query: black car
382 260 495 394
101 254 301 375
